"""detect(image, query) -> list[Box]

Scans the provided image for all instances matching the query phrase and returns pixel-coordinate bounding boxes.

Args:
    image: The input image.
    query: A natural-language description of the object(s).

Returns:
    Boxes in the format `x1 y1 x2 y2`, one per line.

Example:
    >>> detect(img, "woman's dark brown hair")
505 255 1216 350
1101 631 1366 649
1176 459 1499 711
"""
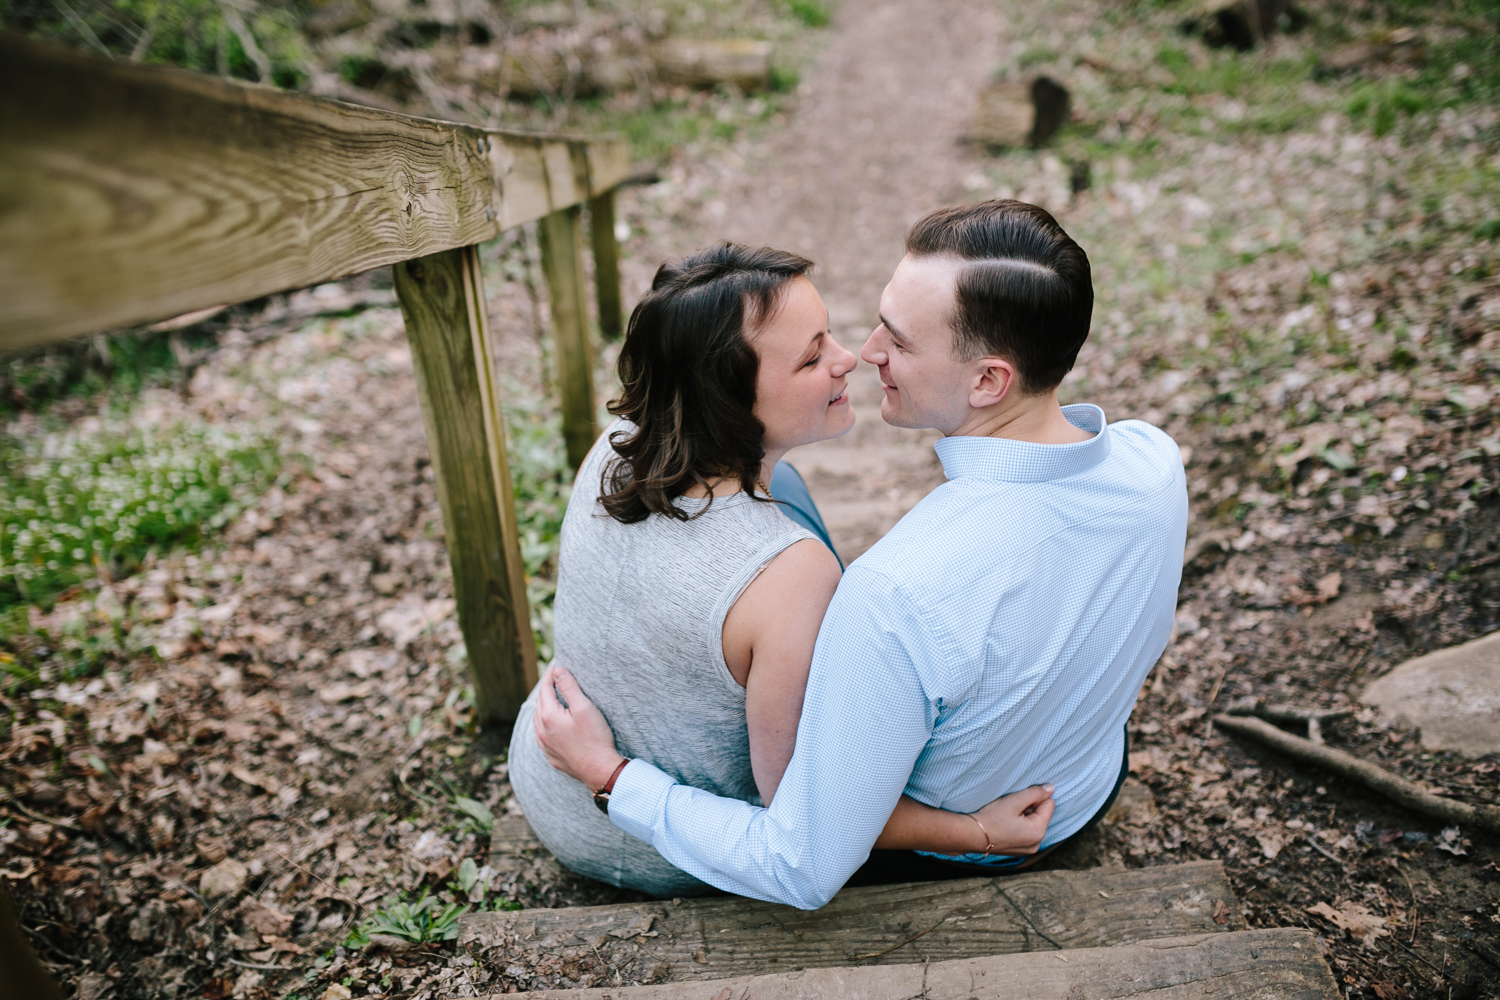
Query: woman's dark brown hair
601 242 814 524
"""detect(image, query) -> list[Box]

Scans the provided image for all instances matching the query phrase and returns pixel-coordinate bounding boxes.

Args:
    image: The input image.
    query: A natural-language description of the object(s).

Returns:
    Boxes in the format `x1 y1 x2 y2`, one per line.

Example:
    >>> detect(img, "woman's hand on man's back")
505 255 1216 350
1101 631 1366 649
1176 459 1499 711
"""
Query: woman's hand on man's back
972 783 1055 856
534 665 627 792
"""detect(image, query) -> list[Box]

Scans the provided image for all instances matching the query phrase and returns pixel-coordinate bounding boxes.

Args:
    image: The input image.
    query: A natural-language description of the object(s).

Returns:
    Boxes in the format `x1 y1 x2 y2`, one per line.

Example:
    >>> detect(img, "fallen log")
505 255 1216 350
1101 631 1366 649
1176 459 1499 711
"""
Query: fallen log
457 39 774 99
652 38 772 91
971 76 1070 149
1211 714 1500 835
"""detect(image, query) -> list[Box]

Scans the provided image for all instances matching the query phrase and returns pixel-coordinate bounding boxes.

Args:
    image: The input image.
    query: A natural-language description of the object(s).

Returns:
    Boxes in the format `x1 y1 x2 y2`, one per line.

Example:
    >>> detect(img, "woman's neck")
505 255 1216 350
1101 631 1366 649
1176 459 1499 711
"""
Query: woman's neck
681 452 786 499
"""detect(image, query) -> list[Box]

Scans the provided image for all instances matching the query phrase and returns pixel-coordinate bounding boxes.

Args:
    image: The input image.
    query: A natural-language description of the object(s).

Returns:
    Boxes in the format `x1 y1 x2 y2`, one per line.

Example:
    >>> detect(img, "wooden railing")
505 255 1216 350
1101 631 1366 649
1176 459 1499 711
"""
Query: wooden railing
0 32 633 723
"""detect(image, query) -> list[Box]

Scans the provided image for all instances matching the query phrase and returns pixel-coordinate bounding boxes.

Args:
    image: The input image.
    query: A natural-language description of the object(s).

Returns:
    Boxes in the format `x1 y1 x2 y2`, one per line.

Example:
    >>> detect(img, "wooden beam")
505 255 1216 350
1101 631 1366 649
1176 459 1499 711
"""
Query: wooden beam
461 859 1243 980
394 245 537 724
537 207 598 469
588 190 626 342
478 929 1338 999
0 32 629 351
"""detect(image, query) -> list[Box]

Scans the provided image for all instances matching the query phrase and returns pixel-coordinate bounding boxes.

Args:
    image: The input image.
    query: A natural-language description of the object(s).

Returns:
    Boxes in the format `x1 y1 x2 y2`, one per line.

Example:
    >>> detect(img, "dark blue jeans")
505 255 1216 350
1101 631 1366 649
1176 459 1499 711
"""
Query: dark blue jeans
849 728 1131 886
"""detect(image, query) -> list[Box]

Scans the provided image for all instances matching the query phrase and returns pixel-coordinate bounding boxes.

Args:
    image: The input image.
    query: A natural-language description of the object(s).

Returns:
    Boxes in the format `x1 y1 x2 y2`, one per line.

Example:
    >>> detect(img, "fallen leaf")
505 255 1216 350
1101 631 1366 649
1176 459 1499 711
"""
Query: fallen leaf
1257 832 1285 859
317 681 377 704
242 903 293 937
229 766 281 795
1436 826 1468 856
200 858 249 899
1315 571 1342 601
1307 901 1389 946
609 913 657 939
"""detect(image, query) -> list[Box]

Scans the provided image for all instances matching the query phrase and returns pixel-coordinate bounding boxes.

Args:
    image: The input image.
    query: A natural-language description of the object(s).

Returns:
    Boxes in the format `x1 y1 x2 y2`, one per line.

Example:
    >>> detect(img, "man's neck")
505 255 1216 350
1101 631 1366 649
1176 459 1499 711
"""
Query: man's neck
948 392 1093 444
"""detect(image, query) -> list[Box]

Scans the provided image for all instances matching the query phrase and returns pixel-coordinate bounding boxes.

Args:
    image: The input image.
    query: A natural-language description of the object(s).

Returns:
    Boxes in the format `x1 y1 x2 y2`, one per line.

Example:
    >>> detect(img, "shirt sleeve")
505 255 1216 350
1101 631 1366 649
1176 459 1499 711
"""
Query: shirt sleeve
607 566 938 909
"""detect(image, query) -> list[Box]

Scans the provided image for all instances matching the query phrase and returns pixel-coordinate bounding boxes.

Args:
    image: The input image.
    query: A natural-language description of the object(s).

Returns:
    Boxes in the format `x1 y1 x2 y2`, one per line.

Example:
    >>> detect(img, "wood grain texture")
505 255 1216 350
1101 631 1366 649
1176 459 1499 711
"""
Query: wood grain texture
0 33 629 350
461 860 1243 981
589 190 625 342
395 246 538 723
483 929 1337 999
538 207 599 469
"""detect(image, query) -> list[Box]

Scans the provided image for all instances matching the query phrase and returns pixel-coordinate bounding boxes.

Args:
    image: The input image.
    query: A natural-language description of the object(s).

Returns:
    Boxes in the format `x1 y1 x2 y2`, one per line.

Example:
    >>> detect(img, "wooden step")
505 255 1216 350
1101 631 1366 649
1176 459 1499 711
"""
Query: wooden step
461 850 1242 985
480 929 1338 999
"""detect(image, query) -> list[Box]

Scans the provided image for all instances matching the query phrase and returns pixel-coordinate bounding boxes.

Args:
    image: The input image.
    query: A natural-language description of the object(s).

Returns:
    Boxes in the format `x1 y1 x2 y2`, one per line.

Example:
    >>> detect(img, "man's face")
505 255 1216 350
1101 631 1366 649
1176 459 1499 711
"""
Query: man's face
861 255 975 433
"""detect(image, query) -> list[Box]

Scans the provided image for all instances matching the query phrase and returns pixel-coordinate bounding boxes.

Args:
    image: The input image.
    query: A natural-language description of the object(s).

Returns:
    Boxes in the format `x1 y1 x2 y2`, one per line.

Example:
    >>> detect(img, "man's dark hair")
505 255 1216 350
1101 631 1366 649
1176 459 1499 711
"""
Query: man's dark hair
904 200 1092 394
601 242 814 524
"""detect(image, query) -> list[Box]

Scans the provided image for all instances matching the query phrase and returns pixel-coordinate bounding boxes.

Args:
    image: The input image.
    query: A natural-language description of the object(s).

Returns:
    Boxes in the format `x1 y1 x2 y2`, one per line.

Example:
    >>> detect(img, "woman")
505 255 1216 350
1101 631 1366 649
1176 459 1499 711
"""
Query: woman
508 243 1052 897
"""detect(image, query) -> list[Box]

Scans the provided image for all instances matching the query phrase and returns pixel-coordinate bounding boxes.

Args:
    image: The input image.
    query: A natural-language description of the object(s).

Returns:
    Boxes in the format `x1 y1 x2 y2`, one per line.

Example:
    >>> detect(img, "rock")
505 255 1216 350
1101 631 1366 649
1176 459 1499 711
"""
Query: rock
369 572 402 596
199 858 249 899
1361 631 1500 756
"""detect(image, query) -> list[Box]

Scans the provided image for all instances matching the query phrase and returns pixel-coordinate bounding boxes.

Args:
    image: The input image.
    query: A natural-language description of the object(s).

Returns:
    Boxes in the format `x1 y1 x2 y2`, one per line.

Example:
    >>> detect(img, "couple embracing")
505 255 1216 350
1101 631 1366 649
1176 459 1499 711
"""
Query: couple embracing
508 199 1189 910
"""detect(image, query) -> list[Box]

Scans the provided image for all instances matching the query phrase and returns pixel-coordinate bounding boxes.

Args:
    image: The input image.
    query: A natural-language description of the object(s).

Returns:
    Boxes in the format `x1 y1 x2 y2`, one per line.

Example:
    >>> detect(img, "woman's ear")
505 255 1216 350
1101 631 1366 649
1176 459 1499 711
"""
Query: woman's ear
968 357 1018 409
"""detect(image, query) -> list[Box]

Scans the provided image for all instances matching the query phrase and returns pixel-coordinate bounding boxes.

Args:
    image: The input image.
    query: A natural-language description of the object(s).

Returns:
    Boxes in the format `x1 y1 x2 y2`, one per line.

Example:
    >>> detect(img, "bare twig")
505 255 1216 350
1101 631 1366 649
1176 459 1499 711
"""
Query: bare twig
1225 702 1349 745
1212 714 1500 834
270 851 365 915
1306 836 1344 864
850 918 947 961
227 958 295 971
1394 861 1419 944
6 801 80 830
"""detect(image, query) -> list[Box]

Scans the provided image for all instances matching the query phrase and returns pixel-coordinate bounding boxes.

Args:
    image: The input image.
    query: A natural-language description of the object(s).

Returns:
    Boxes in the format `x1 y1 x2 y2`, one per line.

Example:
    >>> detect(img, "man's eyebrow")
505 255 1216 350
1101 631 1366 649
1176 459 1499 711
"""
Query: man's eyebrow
879 313 908 343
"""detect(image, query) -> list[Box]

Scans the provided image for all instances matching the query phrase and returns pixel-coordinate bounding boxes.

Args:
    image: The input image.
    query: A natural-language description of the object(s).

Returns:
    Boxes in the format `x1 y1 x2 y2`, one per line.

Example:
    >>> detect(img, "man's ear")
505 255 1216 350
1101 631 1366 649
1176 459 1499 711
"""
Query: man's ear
969 357 1018 409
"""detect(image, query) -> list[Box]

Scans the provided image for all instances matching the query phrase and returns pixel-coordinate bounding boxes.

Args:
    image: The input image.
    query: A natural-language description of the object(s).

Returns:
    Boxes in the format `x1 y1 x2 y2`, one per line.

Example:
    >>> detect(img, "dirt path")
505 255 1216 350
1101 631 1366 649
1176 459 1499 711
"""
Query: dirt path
642 0 1012 561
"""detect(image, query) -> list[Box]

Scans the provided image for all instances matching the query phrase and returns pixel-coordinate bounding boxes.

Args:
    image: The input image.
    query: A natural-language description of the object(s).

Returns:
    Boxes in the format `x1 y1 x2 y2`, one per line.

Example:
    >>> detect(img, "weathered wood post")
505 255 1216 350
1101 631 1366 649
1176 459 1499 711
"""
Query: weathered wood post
394 245 538 724
588 189 625 341
537 205 598 469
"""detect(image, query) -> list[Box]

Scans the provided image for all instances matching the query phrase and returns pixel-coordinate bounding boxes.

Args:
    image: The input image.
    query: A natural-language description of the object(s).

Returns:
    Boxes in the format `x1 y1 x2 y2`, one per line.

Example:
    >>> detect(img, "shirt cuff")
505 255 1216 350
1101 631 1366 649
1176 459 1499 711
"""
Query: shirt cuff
606 758 676 844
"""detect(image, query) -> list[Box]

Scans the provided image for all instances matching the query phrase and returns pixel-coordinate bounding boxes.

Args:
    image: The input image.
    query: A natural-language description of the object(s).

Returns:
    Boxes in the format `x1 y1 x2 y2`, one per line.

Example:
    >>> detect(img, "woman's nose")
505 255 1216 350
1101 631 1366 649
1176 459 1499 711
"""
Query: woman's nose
832 341 858 376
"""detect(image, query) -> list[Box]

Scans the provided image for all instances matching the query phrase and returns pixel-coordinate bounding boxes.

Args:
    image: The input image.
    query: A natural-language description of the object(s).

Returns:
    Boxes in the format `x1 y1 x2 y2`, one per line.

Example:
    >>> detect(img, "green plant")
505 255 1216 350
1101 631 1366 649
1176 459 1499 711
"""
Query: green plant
785 0 830 28
452 795 494 833
500 392 572 660
0 420 279 609
6 0 310 86
347 890 468 948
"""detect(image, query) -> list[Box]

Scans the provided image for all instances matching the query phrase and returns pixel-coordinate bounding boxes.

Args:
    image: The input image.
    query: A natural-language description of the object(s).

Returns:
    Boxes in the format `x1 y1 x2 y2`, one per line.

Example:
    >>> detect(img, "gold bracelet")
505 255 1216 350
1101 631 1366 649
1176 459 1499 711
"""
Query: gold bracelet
968 814 995 858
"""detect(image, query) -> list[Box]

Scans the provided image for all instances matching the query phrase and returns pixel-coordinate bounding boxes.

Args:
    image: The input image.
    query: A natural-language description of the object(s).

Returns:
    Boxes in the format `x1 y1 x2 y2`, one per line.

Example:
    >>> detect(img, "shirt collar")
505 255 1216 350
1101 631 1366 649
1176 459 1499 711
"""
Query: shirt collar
933 404 1112 483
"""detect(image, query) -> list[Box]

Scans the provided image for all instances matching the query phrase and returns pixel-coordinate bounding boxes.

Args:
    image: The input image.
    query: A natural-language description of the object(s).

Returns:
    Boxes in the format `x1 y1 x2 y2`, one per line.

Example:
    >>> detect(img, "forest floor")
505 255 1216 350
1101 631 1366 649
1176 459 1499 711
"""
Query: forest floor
4 1 1500 999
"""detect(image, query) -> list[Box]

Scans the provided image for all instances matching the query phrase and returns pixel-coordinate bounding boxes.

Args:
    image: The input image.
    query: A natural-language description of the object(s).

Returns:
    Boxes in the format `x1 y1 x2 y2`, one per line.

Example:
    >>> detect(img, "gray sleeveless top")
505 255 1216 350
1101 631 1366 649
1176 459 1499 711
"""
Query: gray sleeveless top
508 420 816 897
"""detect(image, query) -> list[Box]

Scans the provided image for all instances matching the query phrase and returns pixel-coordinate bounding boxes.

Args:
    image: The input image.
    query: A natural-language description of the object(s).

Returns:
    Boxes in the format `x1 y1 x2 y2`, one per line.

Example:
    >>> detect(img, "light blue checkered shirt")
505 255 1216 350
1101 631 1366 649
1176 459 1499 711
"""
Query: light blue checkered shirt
609 405 1188 909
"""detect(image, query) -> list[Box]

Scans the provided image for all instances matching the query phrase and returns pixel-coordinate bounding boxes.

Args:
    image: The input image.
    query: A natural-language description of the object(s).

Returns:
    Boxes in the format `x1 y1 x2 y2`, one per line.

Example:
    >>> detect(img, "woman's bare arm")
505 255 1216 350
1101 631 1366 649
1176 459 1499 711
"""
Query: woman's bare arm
722 539 842 805
875 786 1055 855
724 539 1055 853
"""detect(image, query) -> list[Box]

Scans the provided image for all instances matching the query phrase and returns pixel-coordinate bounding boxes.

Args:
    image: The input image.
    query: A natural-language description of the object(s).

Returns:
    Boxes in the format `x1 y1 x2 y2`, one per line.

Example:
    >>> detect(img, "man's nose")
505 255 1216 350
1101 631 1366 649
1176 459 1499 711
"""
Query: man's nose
860 331 887 366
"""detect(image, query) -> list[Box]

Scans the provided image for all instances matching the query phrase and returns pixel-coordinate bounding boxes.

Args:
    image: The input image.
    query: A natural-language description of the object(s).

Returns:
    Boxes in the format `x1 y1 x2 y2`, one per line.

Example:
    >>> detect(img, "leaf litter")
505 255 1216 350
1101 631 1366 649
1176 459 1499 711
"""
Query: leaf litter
6 0 1500 997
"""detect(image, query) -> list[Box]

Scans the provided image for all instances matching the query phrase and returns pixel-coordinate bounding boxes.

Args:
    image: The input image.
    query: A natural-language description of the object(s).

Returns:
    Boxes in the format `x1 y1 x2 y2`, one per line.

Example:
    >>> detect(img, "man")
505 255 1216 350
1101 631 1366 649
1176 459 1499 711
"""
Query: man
536 200 1188 909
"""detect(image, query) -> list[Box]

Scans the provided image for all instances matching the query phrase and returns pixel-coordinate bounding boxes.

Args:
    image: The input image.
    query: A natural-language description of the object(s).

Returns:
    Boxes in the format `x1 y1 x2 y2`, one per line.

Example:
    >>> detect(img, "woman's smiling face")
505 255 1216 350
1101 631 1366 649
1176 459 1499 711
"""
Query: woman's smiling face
751 276 858 454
